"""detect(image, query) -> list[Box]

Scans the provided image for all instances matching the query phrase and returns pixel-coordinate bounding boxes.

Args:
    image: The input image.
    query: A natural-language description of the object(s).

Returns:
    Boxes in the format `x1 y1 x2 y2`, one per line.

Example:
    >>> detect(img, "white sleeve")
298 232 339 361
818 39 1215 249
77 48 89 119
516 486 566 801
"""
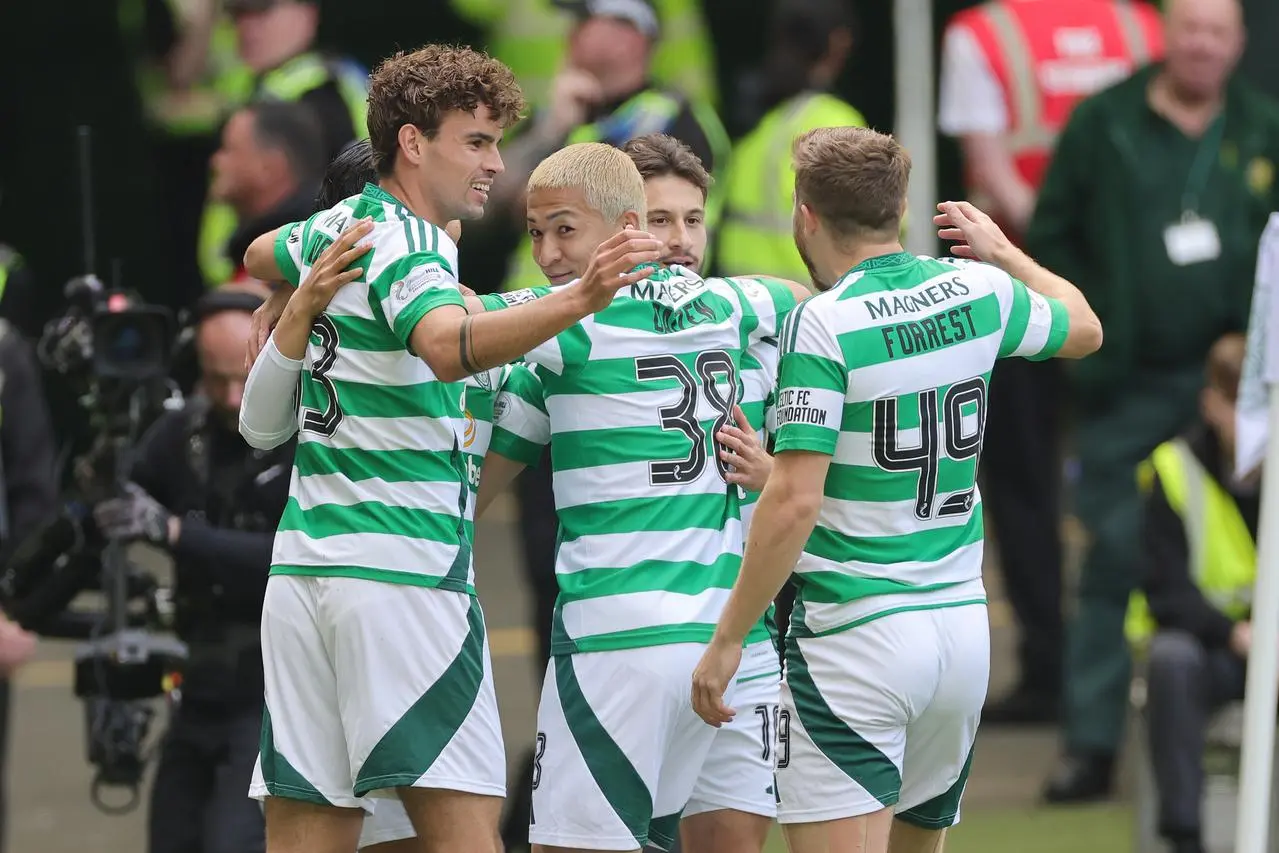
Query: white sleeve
937 24 1009 137
1236 213 1279 481
239 337 302 450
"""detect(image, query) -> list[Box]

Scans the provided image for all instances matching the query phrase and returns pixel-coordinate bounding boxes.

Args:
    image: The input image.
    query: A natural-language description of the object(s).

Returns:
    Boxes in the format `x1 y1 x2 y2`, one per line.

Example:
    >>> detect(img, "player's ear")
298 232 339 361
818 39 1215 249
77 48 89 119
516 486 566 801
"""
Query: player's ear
798 202 820 235
398 124 424 167
621 210 642 230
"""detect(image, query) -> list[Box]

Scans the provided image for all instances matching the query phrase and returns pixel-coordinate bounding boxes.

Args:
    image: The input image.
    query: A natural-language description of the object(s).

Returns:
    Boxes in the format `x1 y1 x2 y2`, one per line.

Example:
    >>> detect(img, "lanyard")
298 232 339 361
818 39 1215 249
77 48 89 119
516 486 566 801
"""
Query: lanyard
1181 114 1226 215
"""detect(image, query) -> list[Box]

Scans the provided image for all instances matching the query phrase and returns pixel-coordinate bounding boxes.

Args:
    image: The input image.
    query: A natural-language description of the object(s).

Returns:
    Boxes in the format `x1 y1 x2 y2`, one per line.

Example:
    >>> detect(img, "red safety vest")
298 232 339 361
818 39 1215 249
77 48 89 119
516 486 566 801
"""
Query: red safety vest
956 0 1164 191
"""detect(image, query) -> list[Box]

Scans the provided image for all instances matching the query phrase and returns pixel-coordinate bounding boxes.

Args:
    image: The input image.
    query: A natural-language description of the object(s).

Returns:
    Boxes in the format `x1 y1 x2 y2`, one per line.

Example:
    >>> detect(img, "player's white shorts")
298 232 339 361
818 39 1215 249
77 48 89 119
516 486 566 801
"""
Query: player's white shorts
249 575 506 810
685 640 781 820
529 642 734 852
777 603 989 828
358 798 414 849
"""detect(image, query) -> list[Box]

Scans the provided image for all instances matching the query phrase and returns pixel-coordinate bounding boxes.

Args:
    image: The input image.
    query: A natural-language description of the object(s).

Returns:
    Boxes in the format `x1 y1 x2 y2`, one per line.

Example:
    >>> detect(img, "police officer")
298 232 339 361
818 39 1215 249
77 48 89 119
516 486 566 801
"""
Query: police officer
92 288 292 853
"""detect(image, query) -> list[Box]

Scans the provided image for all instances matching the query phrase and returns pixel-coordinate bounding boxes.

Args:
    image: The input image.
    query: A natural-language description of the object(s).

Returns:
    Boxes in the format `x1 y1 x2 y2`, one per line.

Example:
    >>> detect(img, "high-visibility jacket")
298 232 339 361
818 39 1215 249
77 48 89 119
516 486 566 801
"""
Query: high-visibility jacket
501 88 730 292
1124 438 1256 649
0 246 20 305
955 0 1163 191
119 0 252 137
715 91 866 283
450 0 718 109
197 52 370 287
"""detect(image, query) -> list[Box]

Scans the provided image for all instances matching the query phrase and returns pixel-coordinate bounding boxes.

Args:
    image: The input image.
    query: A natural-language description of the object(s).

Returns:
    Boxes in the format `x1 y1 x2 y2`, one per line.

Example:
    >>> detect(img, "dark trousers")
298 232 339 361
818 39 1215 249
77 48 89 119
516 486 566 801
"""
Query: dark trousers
982 359 1064 693
1064 369 1202 755
1145 630 1246 840
147 702 265 853
516 449 559 669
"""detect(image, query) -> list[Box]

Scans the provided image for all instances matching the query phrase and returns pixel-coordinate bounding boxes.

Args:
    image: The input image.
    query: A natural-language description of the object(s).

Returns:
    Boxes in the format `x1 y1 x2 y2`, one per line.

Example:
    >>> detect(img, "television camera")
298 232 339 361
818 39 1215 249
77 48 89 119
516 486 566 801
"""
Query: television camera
0 127 188 814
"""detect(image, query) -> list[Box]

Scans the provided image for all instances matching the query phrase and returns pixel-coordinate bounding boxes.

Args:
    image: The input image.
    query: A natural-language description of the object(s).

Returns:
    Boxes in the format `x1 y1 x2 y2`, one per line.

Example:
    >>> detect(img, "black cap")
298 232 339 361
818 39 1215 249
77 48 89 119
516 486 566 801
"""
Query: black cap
774 0 858 52
553 0 661 40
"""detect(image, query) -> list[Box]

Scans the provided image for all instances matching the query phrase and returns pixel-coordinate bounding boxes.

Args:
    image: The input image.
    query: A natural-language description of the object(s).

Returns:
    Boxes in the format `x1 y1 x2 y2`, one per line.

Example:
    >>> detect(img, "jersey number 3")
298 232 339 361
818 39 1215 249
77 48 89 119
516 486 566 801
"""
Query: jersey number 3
872 377 987 520
300 315 343 437
636 351 737 486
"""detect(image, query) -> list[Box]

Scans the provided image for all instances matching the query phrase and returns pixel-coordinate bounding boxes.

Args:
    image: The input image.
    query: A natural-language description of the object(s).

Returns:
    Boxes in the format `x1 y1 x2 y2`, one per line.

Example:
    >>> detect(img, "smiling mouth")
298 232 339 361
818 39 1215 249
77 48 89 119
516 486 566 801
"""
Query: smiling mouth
664 255 696 266
470 183 491 201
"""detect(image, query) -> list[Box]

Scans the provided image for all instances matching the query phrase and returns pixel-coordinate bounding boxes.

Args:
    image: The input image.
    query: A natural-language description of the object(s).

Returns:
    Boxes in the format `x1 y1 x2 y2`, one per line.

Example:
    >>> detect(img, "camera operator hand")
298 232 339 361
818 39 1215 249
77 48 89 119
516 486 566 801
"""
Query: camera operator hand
92 483 175 548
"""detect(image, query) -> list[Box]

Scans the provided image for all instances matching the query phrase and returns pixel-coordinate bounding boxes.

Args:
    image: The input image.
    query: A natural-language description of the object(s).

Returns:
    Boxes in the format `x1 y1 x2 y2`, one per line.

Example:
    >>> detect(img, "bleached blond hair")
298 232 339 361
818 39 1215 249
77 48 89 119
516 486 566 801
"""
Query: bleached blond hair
527 142 647 223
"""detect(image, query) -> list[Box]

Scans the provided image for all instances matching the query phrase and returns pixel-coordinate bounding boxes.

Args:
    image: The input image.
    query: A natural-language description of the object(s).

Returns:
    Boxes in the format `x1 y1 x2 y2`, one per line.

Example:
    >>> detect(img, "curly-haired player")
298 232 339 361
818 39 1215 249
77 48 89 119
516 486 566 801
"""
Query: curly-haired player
243 44 663 853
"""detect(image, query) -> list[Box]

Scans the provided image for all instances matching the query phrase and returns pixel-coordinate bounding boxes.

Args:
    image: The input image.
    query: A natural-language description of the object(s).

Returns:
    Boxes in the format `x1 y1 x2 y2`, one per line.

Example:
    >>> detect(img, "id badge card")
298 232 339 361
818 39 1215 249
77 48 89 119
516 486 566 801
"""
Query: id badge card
1164 213 1222 266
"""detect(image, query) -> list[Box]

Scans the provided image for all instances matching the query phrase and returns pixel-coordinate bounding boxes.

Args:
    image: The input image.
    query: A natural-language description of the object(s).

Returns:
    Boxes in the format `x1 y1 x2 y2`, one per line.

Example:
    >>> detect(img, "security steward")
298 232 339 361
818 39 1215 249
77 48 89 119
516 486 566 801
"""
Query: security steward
197 0 368 290
716 0 866 284
1026 0 1279 802
91 288 292 853
1124 333 1255 853
491 0 730 295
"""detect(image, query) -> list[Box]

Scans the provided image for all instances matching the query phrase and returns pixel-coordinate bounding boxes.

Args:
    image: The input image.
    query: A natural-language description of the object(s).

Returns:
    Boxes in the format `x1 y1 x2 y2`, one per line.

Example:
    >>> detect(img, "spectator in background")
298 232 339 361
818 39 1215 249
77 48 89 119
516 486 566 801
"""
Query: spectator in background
119 0 251 315
208 101 325 287
715 0 866 286
0 315 59 853
937 0 1163 726
198 0 369 290
449 0 717 113
491 0 729 290
0 240 39 344
1124 333 1255 853
1027 0 1279 803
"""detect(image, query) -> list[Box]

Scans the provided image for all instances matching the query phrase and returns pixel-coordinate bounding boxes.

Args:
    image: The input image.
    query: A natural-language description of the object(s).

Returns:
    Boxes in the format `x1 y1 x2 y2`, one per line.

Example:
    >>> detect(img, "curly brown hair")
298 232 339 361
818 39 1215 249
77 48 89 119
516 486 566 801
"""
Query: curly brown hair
367 44 526 176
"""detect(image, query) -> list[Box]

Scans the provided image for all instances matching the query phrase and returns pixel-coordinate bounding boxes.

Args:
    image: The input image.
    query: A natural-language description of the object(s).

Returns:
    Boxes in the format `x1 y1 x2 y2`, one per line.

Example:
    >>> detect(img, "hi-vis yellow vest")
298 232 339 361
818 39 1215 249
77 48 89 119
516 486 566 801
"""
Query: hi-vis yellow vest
119 0 253 137
716 92 867 285
500 88 730 292
197 52 370 287
450 0 718 110
1124 438 1256 649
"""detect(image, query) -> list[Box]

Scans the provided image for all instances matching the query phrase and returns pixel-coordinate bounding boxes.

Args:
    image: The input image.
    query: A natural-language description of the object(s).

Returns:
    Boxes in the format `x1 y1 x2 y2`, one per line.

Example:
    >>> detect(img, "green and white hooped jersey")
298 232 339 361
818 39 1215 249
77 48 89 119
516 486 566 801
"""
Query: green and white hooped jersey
772 252 1070 638
733 284 783 656
490 266 799 655
461 364 513 517
266 182 478 593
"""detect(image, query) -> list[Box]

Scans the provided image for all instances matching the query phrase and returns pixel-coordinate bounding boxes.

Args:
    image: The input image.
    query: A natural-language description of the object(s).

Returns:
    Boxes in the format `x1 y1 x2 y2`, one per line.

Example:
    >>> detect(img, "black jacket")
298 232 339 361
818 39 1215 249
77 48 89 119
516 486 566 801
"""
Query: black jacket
1140 423 1259 650
224 187 317 277
131 399 292 707
0 321 57 564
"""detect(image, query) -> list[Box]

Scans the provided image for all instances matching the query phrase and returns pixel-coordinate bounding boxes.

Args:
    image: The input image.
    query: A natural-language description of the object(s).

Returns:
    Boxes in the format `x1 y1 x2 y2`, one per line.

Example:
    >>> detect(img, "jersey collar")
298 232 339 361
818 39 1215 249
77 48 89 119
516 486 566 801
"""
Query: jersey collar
849 251 914 273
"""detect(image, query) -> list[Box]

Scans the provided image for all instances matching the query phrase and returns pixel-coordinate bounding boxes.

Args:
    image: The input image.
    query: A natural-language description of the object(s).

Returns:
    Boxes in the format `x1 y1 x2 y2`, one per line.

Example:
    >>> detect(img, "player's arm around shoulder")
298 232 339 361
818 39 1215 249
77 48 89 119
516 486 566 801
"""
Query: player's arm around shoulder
408 229 663 383
476 363 548 518
935 200 1102 360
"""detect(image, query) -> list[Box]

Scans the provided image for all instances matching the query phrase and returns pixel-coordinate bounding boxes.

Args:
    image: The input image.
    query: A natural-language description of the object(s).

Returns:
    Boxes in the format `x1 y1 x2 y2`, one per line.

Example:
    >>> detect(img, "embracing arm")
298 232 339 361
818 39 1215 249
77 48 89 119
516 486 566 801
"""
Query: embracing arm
409 230 662 382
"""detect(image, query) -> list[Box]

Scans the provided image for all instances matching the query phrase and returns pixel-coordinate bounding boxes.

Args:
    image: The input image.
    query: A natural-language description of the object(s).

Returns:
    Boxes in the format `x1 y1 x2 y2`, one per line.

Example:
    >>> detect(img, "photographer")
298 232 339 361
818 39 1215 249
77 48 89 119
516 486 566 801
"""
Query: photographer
92 287 291 853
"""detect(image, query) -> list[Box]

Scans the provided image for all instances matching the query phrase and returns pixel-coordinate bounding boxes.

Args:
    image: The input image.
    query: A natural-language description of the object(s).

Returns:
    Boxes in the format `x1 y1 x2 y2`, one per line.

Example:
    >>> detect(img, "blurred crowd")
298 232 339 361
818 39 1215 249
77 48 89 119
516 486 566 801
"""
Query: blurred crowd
0 1 1277 853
